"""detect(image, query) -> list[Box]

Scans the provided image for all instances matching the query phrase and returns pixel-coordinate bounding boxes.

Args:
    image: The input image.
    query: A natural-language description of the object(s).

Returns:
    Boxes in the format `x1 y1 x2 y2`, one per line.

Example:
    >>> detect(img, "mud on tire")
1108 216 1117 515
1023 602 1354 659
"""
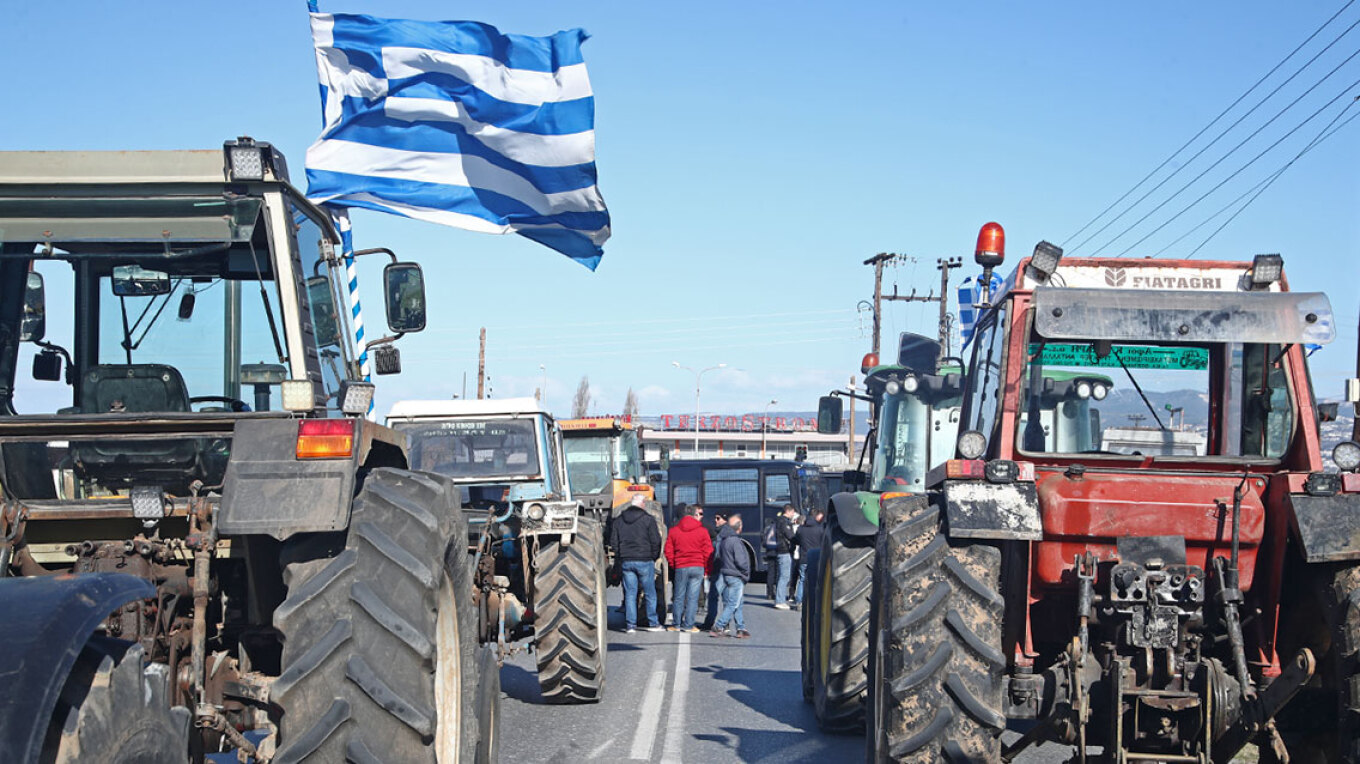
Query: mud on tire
43 638 190 763
534 515 608 703
870 494 1004 763
814 515 875 732
273 468 481 763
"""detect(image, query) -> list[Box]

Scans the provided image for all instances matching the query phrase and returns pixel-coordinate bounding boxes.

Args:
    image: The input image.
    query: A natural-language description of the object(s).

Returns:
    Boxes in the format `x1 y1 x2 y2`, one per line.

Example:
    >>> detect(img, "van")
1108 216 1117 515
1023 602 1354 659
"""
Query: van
661 459 829 574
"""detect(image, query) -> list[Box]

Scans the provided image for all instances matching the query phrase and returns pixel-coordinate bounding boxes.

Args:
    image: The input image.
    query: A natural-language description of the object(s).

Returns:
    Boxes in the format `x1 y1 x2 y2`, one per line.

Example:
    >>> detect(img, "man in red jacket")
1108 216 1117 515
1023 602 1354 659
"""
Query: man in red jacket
665 503 714 632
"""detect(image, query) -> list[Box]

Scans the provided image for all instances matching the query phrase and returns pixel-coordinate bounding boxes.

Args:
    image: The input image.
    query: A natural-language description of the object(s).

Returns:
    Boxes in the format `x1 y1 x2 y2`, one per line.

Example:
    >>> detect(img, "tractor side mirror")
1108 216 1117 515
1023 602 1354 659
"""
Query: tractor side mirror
20 273 45 342
1319 402 1340 423
384 262 427 334
817 396 843 435
841 469 867 491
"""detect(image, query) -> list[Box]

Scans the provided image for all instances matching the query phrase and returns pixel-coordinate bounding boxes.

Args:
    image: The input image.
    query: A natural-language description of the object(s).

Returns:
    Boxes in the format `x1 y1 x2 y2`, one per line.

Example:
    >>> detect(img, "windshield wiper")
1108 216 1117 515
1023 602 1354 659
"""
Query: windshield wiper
1109 346 1167 431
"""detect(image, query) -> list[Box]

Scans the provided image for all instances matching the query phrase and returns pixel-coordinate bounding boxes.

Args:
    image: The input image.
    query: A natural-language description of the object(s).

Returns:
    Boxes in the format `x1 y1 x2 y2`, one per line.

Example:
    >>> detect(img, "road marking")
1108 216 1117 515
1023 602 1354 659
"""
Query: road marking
659 632 692 763
629 660 668 760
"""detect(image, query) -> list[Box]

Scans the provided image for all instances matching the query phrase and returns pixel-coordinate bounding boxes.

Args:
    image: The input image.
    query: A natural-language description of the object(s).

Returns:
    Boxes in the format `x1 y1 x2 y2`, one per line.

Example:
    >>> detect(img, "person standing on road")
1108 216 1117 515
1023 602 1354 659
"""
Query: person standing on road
701 513 732 631
665 503 713 632
610 493 663 633
711 515 751 639
773 504 797 610
793 509 825 609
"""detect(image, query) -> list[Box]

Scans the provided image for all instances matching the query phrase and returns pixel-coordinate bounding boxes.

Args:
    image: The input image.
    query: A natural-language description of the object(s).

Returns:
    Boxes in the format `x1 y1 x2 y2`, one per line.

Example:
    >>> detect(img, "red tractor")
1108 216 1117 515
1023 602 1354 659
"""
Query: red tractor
869 223 1354 762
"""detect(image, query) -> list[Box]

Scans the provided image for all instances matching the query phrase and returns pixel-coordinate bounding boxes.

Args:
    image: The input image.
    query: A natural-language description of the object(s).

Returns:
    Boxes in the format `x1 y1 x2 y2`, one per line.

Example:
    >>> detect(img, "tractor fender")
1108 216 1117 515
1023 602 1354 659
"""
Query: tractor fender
0 573 154 763
829 491 880 537
1288 493 1360 563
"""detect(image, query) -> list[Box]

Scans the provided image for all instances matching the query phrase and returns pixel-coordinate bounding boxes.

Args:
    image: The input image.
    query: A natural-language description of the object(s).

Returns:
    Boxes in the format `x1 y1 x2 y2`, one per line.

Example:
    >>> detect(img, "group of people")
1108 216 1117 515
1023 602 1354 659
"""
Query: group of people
606 493 824 639
766 504 825 611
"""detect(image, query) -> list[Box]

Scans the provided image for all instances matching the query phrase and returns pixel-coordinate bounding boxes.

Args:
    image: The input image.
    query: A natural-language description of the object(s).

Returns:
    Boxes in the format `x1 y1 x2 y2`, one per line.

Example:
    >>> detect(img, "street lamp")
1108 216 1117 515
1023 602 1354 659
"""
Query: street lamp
672 361 726 455
761 399 778 459
538 364 547 405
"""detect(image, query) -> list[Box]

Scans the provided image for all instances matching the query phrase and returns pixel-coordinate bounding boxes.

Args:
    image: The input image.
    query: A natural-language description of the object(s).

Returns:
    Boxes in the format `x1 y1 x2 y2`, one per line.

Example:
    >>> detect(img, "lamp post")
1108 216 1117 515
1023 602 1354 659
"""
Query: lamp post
672 361 726 455
761 399 778 459
538 364 547 405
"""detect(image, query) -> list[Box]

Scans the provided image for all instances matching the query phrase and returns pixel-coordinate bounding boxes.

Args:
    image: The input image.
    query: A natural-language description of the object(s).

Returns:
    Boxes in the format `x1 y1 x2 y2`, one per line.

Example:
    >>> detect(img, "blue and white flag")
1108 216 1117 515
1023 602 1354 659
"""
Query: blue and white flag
305 12 610 270
957 273 1003 349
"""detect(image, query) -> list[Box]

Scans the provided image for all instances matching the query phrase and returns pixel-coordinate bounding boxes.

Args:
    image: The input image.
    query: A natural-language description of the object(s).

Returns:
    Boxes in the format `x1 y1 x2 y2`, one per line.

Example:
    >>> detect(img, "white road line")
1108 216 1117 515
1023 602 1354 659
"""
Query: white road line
629 660 668 760
659 632 692 763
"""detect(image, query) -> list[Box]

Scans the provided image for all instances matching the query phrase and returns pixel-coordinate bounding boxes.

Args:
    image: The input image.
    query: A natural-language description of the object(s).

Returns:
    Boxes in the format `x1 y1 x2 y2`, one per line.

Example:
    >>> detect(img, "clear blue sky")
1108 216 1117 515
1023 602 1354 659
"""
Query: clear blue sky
3 2 1357 418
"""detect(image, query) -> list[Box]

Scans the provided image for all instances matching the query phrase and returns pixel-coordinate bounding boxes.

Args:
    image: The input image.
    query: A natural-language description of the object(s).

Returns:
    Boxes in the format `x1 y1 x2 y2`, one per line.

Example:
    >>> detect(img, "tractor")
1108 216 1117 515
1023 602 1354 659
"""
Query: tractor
867 222 1351 762
802 333 965 731
0 139 496 762
387 398 611 702
559 416 668 621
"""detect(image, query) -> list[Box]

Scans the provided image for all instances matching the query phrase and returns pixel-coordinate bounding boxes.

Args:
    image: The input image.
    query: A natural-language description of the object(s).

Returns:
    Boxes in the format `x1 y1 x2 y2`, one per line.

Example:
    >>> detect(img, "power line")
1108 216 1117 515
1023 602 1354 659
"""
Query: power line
490 330 863 363
1068 3 1360 255
476 307 854 333
1112 75 1360 256
482 319 859 352
1185 98 1360 257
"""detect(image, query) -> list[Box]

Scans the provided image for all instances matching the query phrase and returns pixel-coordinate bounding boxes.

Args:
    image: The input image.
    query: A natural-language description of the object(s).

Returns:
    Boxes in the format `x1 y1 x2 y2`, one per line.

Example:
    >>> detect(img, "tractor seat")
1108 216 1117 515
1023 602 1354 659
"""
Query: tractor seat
70 364 199 490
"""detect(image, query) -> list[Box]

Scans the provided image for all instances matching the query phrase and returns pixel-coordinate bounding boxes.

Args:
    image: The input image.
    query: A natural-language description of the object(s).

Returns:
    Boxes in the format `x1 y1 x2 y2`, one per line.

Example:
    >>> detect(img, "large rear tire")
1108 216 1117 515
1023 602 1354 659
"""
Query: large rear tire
814 514 875 732
870 494 1005 762
534 516 608 703
1274 561 1360 763
273 468 482 763
42 639 190 763
802 546 823 703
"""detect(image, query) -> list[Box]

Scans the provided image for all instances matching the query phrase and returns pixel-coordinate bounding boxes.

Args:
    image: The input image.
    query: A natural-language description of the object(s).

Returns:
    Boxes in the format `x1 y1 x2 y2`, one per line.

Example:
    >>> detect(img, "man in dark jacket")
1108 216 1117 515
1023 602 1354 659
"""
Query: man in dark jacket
665 504 713 632
773 504 797 610
609 494 663 633
793 510 825 607
701 513 732 631
711 515 751 638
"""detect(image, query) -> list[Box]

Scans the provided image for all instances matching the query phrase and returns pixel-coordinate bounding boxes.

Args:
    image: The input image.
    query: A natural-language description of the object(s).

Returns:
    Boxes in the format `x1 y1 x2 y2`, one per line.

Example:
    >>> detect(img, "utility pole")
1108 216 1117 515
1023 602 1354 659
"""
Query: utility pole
936 257 962 359
877 256 959 366
477 327 486 400
863 252 897 359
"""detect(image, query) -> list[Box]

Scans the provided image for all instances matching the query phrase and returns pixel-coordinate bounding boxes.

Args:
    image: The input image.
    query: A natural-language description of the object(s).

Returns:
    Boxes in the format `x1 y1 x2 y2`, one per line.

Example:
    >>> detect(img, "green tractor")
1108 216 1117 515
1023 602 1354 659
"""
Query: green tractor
802 334 964 731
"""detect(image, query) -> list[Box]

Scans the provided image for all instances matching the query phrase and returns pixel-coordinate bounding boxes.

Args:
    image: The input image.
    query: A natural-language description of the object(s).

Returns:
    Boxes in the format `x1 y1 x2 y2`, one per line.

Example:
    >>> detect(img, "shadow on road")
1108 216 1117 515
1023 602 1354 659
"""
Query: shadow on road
693 665 818 730
694 727 857 763
499 663 543 704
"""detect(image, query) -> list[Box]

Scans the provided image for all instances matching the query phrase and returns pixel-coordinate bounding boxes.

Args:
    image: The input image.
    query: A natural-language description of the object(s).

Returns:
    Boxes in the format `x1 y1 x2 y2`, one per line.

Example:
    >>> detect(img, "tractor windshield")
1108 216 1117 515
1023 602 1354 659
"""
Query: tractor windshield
563 434 614 495
873 386 963 490
397 418 543 482
1018 341 1293 459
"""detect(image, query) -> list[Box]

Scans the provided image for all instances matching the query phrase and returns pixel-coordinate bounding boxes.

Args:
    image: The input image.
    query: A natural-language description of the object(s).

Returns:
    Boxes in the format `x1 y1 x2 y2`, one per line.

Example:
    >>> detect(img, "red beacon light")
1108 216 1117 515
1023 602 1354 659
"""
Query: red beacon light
975 222 1005 268
861 352 880 374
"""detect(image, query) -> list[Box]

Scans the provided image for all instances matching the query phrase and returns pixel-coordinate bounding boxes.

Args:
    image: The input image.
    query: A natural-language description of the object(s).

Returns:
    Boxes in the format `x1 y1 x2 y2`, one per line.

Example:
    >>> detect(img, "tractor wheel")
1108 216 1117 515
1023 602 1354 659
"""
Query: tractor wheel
474 646 501 764
533 516 608 703
814 515 875 732
870 494 1005 763
273 468 483 763
802 547 823 703
1273 561 1360 763
42 639 190 763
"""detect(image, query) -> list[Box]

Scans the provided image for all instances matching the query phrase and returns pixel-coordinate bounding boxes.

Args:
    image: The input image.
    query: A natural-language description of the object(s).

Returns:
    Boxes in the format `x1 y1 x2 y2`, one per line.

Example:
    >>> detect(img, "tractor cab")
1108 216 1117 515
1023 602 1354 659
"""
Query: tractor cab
558 416 652 514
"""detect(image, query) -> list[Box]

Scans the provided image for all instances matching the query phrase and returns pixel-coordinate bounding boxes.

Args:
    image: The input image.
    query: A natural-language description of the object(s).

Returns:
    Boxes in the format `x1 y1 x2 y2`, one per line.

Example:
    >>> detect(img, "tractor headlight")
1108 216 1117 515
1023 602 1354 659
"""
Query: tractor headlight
902 375 920 394
1334 441 1360 473
1091 383 1108 401
526 503 546 521
957 430 987 460
1075 381 1092 400
884 379 901 396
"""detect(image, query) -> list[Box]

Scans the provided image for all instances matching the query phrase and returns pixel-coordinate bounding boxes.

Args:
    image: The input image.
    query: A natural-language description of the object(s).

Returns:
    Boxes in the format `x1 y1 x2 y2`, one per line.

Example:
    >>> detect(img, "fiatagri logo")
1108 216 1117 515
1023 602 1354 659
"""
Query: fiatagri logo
1103 267 1222 290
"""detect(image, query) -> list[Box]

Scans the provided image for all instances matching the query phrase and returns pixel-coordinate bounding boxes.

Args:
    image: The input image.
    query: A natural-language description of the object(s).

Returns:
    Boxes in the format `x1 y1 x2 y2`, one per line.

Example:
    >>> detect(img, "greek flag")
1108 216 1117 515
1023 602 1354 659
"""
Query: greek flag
305 11 610 270
957 273 1003 348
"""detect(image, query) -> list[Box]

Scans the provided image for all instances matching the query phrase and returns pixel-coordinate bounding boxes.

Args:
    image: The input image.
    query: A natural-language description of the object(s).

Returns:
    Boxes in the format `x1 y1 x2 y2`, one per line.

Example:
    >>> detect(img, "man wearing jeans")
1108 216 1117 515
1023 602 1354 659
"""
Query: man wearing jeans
711 515 751 638
664 503 713 632
610 494 663 633
773 504 797 610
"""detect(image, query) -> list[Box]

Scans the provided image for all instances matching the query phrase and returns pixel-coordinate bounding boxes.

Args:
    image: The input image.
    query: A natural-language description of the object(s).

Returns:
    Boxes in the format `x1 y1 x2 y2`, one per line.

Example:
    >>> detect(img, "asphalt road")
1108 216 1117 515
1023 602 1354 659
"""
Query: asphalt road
496 581 1076 763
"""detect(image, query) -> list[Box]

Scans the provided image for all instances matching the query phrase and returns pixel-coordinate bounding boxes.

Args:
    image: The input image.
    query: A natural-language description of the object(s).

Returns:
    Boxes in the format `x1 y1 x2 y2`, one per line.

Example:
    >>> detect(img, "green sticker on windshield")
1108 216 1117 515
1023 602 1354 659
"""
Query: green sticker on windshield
1029 344 1208 370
